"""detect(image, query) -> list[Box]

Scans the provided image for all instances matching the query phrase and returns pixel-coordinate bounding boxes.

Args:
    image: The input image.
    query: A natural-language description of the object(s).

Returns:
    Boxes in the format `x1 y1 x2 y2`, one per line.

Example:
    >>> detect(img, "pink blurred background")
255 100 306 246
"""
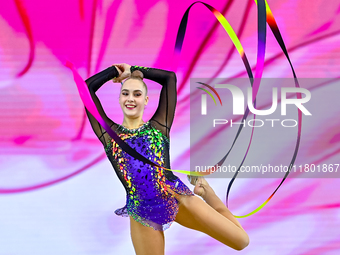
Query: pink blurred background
1 0 340 254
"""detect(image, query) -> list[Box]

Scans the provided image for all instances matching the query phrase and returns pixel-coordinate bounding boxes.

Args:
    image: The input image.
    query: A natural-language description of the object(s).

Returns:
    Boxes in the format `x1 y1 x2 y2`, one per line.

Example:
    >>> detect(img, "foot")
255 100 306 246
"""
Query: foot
193 177 214 199
187 175 198 186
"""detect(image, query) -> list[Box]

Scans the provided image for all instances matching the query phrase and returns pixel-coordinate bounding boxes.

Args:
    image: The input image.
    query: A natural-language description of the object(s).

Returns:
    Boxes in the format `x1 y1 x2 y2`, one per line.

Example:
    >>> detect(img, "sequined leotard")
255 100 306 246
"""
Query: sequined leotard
85 65 194 231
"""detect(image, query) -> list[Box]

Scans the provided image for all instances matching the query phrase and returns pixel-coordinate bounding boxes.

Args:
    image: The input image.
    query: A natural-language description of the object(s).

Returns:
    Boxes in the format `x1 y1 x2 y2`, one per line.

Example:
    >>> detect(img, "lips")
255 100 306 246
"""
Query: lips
125 104 136 109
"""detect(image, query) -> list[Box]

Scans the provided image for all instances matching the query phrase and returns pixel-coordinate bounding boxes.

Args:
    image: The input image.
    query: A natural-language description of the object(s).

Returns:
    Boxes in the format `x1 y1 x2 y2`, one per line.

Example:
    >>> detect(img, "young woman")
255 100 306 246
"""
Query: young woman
85 63 249 255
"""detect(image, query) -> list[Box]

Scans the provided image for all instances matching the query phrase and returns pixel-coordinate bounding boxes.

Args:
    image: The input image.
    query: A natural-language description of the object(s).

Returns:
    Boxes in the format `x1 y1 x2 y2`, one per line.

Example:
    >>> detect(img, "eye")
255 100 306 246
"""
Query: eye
134 93 142 97
122 92 128 96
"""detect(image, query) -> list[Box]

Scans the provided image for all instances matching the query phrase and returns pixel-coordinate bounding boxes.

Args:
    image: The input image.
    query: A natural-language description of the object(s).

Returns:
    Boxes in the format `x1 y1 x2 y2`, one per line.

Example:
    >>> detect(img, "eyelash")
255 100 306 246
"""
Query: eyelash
122 92 141 96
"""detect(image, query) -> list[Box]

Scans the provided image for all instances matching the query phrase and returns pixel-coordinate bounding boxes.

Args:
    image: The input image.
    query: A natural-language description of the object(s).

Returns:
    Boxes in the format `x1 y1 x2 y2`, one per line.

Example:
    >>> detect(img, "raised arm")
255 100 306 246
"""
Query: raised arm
85 66 120 146
130 65 177 138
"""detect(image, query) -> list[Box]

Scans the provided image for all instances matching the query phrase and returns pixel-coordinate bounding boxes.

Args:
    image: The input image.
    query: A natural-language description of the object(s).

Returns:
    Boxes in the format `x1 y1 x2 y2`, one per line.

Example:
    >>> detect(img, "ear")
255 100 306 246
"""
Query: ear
145 95 149 105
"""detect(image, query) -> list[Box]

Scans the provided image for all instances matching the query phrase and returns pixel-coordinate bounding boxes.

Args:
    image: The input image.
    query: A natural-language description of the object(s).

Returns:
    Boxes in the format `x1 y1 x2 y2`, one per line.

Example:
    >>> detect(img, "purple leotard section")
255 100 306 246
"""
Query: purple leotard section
84 65 194 230
105 121 194 231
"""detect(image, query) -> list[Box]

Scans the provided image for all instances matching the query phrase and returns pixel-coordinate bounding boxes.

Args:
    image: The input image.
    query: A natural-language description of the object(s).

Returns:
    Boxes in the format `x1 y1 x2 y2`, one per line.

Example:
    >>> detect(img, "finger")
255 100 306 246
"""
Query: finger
113 77 122 83
113 69 121 76
113 64 124 72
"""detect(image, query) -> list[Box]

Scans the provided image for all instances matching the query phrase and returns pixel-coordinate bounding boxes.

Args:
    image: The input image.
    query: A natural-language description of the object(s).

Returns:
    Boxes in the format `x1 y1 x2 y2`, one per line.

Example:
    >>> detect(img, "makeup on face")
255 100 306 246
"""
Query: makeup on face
119 80 148 117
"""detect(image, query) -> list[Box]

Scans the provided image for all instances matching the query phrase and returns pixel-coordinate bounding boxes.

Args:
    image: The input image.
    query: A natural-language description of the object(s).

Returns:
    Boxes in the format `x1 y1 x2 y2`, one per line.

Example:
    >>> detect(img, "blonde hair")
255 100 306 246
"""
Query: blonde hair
122 70 148 95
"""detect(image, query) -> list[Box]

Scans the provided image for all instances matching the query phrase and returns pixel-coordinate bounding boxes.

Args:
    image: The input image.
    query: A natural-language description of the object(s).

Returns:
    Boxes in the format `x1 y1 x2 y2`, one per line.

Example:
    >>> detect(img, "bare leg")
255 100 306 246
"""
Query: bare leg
129 216 165 255
174 178 249 250
194 177 245 231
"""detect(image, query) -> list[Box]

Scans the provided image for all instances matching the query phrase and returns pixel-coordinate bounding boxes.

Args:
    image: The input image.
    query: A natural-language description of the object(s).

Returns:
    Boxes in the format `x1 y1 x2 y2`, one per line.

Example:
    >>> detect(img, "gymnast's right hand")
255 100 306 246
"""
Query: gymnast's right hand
112 63 131 83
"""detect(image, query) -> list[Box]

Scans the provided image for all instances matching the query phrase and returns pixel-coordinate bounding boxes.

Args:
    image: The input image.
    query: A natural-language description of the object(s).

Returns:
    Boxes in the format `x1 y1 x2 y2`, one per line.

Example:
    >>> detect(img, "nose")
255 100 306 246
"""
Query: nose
127 94 134 102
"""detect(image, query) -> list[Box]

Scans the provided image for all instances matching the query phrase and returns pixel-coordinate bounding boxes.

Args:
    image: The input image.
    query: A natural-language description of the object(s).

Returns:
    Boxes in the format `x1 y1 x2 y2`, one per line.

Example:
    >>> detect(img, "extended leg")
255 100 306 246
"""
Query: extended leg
129 216 165 255
174 180 249 251
193 177 246 231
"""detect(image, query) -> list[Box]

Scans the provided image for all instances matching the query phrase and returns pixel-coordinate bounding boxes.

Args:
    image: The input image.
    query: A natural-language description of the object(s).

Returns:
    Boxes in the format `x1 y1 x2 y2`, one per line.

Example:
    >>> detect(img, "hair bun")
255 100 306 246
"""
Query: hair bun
131 70 144 80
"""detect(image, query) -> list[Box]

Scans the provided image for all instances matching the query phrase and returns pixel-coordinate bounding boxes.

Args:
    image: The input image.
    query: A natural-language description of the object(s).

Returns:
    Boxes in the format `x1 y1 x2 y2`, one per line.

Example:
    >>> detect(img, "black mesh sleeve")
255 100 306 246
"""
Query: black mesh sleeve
130 65 177 138
85 66 119 146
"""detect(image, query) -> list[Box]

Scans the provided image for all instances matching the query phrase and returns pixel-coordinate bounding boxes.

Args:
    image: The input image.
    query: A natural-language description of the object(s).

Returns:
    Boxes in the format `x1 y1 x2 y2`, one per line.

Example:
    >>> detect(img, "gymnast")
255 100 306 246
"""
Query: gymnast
84 63 249 254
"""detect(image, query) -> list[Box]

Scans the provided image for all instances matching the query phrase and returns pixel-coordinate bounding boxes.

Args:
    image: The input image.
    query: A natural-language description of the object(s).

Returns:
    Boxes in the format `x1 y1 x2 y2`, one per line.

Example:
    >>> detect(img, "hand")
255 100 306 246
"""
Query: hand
112 66 122 83
112 63 131 83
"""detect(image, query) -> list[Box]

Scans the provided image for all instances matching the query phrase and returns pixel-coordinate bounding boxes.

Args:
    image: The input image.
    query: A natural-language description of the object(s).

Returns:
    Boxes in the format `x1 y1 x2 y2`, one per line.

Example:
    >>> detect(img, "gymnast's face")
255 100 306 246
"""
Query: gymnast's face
119 79 148 119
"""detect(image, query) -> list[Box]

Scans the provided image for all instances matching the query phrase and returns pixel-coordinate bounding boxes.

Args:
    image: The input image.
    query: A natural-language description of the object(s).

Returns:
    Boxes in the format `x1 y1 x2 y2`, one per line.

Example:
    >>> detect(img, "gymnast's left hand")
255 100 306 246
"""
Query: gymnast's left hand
112 63 131 83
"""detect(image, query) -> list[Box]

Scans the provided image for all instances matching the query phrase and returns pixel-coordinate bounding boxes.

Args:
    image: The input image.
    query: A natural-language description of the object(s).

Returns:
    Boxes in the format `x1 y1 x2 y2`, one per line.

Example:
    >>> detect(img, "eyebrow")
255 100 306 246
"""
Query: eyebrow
121 89 143 93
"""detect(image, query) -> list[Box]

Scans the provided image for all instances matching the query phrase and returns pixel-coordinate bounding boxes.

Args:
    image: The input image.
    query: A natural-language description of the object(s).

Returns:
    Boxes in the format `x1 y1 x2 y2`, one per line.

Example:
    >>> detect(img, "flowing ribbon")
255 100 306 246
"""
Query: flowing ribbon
173 1 266 218
174 1 259 179
169 0 302 218
68 0 302 218
229 0 302 218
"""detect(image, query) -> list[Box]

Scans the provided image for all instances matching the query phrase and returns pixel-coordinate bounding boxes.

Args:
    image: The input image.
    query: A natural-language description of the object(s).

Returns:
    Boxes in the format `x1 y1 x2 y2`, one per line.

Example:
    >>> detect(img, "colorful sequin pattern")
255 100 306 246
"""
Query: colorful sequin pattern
105 121 194 231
